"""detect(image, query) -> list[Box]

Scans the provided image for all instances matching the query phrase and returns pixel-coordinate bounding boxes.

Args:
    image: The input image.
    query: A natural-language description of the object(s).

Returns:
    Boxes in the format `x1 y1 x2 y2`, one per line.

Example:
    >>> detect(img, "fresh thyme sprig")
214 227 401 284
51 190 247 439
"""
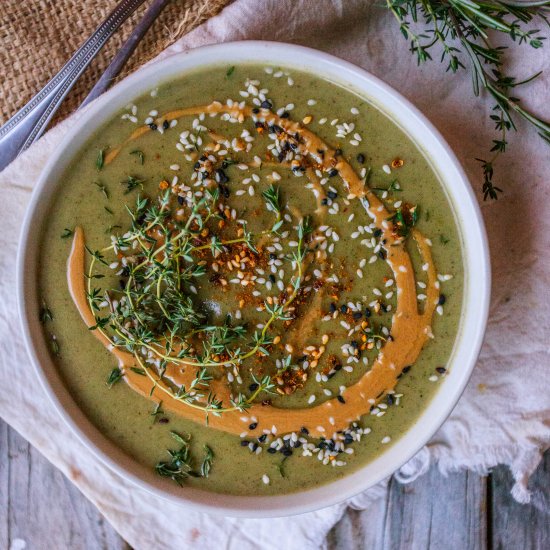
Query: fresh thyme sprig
386 0 550 199
155 432 215 485
84 180 311 420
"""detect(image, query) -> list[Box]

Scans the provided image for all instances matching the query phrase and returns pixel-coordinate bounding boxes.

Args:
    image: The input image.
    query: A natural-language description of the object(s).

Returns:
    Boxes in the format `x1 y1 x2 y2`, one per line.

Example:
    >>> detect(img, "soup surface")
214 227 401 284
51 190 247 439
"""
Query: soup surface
38 64 463 495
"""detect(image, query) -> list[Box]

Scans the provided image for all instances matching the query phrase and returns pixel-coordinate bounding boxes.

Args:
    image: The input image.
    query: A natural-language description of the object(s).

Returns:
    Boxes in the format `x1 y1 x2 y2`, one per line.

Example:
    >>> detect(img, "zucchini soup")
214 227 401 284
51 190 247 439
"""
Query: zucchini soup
38 64 463 495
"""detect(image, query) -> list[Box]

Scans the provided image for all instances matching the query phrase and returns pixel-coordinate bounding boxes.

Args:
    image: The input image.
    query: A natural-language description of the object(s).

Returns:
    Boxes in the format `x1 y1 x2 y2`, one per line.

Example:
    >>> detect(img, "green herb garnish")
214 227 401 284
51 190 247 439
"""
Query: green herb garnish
226 66 235 77
129 366 146 376
40 303 53 324
107 367 123 388
201 445 214 478
49 334 60 356
155 431 196 486
83 182 311 420
130 150 144 165
151 401 164 423
93 181 110 199
96 148 105 171
122 176 145 194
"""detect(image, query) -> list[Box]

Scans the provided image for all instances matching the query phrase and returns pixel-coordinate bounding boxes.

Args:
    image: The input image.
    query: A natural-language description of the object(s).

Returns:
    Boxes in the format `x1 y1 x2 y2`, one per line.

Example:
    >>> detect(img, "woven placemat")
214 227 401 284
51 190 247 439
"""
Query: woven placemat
0 0 231 126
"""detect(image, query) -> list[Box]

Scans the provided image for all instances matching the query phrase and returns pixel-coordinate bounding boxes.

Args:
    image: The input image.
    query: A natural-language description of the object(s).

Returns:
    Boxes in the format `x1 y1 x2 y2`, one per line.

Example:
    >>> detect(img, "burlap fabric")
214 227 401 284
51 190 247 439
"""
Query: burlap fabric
0 0 231 125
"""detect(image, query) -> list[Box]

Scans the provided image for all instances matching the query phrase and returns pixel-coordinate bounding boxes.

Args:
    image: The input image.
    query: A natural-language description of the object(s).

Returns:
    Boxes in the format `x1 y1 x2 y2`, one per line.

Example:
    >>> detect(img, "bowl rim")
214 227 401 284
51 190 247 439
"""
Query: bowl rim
16 40 491 517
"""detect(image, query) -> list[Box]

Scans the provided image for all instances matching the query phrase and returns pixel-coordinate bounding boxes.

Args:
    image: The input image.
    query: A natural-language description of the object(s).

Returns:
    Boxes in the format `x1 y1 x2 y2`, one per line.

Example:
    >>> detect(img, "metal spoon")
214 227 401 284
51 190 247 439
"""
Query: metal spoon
0 0 147 172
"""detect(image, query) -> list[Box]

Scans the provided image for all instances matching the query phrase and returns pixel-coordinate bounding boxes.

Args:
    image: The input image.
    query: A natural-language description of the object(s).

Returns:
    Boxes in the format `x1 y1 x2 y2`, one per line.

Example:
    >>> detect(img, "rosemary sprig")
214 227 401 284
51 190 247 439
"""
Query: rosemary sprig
387 0 550 199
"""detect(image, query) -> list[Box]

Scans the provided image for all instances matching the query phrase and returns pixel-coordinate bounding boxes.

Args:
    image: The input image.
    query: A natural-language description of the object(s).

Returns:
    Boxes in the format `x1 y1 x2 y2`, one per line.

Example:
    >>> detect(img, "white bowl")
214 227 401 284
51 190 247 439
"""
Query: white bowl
17 41 490 517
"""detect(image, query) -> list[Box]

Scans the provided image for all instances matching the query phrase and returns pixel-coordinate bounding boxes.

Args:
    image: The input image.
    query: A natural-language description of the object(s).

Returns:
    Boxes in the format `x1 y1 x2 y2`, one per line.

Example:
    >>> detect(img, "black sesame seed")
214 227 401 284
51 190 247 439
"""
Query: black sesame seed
438 294 446 305
240 440 249 446
281 111 290 119
402 365 412 373
353 311 362 320
373 228 382 238
328 168 338 177
252 107 260 114
334 363 342 371
194 161 201 170
269 253 277 260
357 153 365 164
267 447 277 454
436 366 447 374
329 302 337 313
216 168 229 184
282 448 293 457
335 148 342 156
249 422 258 430
300 426 309 435
249 383 259 392
321 198 328 205
327 191 337 200
340 304 348 313
364 308 372 318
218 184 230 198
337 395 346 404
177 195 184 205
148 123 157 130
162 120 169 130
378 249 387 260
261 100 272 109
269 274 276 283
158 417 169 424
387 394 395 405
258 434 267 443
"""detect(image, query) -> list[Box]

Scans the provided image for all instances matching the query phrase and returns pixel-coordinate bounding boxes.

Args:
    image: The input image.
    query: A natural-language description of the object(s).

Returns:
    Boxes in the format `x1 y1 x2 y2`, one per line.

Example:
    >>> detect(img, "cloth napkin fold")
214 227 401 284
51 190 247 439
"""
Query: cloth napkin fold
1 1 549 548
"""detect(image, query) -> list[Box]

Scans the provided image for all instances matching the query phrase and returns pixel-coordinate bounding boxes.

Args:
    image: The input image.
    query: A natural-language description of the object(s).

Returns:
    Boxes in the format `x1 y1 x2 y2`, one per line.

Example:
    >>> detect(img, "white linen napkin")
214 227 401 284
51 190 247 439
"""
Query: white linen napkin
1 1 549 548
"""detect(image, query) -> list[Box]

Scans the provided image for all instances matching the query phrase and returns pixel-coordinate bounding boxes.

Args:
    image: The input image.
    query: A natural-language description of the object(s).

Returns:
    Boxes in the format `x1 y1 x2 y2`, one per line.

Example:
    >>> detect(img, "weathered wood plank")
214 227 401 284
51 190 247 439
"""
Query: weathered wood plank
491 451 550 550
326 497 388 549
0 419 130 550
328 466 487 550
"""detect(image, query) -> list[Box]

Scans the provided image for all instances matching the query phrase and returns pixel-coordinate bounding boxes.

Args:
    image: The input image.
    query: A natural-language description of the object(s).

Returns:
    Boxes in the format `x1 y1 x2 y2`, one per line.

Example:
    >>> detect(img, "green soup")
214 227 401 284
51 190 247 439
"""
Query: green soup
38 64 463 495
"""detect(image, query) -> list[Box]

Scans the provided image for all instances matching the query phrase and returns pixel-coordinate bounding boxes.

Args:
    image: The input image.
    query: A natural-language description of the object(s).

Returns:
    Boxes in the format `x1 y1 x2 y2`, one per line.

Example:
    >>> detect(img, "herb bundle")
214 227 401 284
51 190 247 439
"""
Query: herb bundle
386 0 550 199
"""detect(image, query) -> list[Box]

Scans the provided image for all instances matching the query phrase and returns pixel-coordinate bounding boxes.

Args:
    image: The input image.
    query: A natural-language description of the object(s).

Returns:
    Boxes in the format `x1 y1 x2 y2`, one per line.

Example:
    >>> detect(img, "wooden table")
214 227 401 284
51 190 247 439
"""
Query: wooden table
1 418 548 549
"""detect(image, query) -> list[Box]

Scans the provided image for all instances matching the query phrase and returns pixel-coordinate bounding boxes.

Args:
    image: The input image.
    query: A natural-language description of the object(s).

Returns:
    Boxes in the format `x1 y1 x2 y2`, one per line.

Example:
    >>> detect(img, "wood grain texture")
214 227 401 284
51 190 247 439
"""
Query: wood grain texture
0 420 130 550
491 451 550 550
328 466 488 550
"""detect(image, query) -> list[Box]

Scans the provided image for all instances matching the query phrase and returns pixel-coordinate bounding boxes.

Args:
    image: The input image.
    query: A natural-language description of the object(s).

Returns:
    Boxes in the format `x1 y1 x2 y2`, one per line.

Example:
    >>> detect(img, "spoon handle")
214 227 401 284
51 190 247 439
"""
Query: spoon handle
81 0 171 109
0 0 147 172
